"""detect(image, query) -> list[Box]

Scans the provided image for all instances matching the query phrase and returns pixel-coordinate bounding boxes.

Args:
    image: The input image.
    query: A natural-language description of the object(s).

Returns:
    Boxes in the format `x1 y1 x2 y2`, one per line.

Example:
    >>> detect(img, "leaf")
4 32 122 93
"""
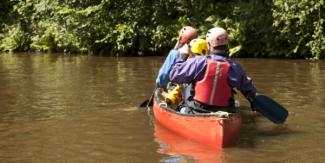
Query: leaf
229 45 242 57
58 7 75 15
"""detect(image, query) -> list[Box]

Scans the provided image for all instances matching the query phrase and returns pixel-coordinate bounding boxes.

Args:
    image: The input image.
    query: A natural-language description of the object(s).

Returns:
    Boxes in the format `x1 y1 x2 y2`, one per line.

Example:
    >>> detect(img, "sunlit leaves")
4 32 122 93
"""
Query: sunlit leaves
272 0 324 59
0 24 30 51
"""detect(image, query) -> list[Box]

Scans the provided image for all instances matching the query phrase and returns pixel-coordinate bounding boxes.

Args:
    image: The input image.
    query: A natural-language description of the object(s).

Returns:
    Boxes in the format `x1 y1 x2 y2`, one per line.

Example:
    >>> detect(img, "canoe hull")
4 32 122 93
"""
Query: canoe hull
153 99 241 148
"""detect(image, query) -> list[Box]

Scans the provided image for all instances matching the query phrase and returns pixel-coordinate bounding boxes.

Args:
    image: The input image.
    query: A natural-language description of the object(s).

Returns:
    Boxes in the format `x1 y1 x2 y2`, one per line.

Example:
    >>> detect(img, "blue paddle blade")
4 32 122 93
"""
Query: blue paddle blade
253 95 289 124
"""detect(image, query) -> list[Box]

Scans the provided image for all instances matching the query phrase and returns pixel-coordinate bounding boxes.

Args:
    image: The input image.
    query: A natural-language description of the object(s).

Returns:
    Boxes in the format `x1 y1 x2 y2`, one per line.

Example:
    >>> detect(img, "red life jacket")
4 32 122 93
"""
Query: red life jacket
193 59 232 107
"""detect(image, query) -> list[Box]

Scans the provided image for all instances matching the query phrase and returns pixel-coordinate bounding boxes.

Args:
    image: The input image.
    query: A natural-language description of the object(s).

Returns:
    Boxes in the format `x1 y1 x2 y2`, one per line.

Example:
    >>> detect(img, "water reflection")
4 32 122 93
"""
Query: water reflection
153 120 224 163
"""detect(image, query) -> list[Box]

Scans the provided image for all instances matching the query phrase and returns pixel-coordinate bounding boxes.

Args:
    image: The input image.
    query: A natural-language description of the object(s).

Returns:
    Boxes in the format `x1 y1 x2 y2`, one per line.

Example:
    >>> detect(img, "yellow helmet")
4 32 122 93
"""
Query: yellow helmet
189 38 208 56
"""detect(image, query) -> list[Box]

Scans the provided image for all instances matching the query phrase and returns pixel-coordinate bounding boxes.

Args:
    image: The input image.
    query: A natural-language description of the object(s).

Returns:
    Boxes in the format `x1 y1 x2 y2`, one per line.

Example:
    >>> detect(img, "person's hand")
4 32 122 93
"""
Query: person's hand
247 96 256 111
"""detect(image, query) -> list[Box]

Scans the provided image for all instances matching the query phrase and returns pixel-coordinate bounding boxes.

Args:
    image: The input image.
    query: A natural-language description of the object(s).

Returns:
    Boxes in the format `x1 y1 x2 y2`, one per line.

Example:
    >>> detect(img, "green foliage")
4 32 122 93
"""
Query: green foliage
272 0 325 59
114 23 137 54
0 0 14 31
31 21 57 51
0 0 324 59
0 24 30 51
306 19 325 59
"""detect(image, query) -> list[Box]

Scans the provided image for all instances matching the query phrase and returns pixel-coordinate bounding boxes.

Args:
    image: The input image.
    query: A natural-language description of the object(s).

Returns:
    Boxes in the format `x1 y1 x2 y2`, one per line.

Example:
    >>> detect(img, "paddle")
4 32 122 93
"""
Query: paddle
139 99 149 108
139 91 154 108
250 94 288 124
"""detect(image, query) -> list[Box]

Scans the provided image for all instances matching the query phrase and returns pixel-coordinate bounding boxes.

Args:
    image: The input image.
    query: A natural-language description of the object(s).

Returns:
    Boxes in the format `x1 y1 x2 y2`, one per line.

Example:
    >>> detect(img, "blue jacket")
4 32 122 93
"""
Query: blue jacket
156 49 179 88
169 54 256 98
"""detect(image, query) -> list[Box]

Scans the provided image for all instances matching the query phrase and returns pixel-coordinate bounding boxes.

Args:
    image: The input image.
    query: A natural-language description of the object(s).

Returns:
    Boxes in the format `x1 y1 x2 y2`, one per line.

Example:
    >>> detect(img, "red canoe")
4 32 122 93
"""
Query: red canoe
153 95 242 148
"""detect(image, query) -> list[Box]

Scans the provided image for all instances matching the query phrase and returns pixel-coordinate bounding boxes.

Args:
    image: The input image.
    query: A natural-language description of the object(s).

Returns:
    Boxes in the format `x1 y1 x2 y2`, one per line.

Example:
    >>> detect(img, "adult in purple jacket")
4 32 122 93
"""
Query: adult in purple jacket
169 27 256 113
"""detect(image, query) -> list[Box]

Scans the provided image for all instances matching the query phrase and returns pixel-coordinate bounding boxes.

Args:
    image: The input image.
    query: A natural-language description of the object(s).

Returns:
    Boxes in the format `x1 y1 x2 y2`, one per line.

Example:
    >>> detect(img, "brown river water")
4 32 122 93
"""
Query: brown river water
0 53 324 163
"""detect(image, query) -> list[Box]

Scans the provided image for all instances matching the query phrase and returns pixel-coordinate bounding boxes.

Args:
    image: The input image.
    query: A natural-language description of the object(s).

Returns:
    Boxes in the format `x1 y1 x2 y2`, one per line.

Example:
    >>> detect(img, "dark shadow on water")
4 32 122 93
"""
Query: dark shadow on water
237 106 301 149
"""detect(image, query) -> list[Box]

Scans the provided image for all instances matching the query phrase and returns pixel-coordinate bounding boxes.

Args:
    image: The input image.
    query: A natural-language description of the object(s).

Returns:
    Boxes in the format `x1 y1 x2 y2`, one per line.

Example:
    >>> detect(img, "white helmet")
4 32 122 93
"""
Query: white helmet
206 27 228 51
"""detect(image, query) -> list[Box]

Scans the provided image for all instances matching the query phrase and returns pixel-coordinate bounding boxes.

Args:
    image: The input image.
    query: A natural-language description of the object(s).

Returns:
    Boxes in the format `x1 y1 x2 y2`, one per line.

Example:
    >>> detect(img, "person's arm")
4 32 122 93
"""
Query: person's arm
227 60 256 98
156 49 179 88
169 56 207 84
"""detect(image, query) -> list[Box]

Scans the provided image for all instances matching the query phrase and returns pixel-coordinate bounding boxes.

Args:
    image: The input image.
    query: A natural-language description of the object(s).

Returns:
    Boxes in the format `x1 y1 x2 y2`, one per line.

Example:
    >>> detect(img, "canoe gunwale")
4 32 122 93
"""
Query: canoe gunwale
153 92 240 118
